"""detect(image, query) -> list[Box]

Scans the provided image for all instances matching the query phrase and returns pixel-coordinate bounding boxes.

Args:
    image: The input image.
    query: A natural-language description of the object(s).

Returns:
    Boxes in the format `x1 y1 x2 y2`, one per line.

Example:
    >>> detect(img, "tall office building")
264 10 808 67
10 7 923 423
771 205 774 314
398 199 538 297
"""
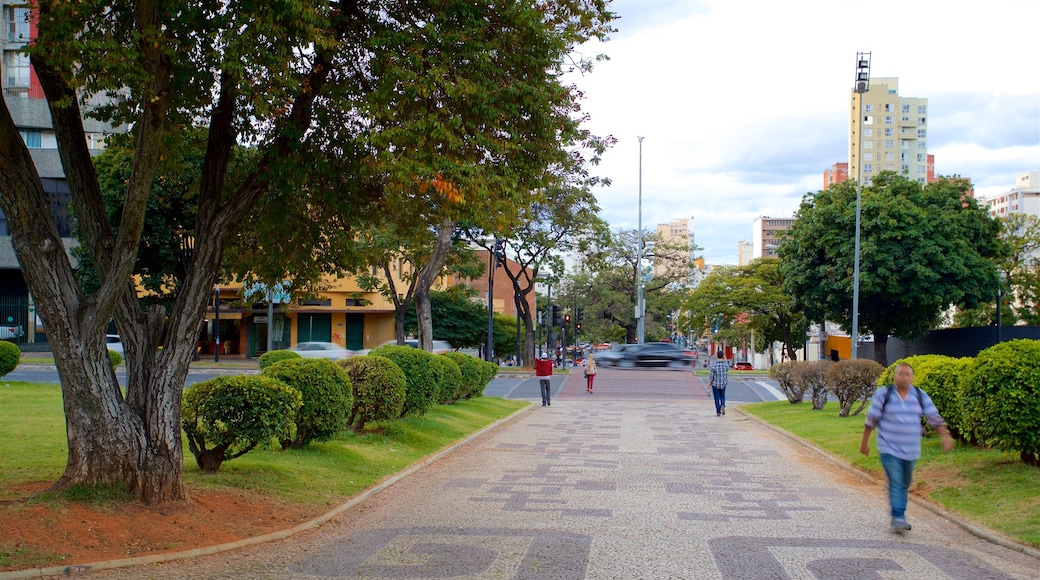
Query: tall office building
752 216 794 259
653 218 696 280
850 77 929 186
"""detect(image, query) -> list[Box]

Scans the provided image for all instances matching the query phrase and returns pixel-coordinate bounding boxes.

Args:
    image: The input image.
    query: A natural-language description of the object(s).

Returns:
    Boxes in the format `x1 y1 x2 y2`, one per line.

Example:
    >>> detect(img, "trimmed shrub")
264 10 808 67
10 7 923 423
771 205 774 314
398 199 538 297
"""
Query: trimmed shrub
261 358 352 448
434 354 463 404
337 355 406 429
791 360 832 410
918 357 973 440
443 352 484 399
181 375 302 472
876 354 938 386
108 349 123 367
258 349 302 370
826 359 883 416
961 340 1040 466
0 341 21 377
369 344 438 416
769 361 803 404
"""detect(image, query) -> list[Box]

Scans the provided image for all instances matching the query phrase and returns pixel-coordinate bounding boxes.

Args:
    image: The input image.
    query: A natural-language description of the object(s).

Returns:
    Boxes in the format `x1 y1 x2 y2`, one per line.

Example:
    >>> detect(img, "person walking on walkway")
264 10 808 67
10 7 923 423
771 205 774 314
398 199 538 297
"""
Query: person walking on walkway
860 362 954 533
584 353 597 393
709 350 729 416
535 354 554 406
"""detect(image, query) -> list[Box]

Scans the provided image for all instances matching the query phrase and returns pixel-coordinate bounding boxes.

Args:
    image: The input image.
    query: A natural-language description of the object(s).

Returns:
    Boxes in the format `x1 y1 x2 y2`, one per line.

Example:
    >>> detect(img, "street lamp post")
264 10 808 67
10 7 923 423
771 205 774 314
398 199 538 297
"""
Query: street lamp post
851 52 870 361
636 136 645 344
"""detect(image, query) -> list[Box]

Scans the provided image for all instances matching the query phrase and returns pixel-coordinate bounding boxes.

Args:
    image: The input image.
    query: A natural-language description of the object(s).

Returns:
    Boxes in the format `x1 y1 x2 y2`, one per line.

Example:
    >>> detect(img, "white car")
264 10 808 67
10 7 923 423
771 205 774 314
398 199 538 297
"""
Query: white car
105 334 124 354
292 341 353 360
357 339 453 356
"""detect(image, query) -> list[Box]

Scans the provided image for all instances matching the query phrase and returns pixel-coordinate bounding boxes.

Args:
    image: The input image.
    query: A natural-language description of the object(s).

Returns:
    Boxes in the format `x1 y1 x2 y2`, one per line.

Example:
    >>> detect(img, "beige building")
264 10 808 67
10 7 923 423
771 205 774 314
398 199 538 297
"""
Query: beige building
982 172 1040 218
752 216 794 259
737 240 754 266
653 218 696 280
850 77 929 186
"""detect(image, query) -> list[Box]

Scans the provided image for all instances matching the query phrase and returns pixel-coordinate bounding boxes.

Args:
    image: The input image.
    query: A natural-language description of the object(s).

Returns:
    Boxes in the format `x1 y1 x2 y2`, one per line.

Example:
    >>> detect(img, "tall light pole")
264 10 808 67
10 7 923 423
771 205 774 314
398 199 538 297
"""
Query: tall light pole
636 136 645 344
851 52 870 361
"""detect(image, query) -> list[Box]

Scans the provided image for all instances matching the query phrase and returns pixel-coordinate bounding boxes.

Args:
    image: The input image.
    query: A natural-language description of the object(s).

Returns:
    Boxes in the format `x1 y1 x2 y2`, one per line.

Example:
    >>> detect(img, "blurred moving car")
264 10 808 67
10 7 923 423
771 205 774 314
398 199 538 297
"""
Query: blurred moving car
292 342 353 359
733 361 754 371
356 339 453 356
105 334 124 355
596 342 694 368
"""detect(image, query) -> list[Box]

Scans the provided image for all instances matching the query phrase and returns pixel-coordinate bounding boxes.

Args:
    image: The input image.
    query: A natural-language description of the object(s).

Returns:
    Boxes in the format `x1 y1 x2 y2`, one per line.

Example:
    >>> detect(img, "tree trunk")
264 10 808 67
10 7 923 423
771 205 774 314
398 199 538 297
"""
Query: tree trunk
873 334 889 366
415 220 456 351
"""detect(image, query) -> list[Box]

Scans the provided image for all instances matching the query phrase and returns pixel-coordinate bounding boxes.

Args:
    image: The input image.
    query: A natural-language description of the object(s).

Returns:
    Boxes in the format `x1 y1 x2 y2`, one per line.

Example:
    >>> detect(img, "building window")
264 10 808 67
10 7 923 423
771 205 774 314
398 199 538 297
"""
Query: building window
885 163 894 170
885 152 894 161
917 153 926 161
18 129 41 148
919 117 926 124
884 127 893 136
901 153 908 161
917 177 926 184
901 164 909 172
885 140 893 149
5 6 30 42
864 164 873 173
902 104 910 113
918 129 926 138
864 152 873 161
885 103 893 112
885 115 893 125
917 166 926 174
918 105 926 114
901 115 911 123
901 141 910 150
863 141 872 149
918 142 926 150
863 115 873 125
4 51 31 90
865 104 873 113
864 128 873 137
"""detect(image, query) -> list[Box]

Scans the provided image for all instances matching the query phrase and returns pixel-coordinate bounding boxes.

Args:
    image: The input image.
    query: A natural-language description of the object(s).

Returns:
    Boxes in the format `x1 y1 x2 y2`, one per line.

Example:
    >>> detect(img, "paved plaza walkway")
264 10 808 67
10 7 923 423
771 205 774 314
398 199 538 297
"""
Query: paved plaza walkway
49 369 1040 579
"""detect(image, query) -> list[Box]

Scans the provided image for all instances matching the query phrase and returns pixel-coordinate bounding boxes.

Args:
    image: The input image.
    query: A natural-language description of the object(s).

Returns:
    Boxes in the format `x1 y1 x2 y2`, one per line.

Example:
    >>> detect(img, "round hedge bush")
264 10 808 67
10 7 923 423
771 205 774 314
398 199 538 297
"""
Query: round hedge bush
261 358 352 448
337 355 406 429
0 341 21 377
441 352 486 399
108 349 123 367
961 340 1040 465
258 349 302 370
434 354 463 404
876 354 940 386
369 345 438 416
181 375 302 472
825 359 883 416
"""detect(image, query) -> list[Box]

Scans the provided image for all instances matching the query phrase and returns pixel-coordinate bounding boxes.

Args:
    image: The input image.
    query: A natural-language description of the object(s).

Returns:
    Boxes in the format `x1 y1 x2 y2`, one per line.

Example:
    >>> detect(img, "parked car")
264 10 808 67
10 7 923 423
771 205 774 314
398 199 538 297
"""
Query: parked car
291 341 353 359
105 334 124 354
733 361 753 371
0 325 24 340
597 342 695 368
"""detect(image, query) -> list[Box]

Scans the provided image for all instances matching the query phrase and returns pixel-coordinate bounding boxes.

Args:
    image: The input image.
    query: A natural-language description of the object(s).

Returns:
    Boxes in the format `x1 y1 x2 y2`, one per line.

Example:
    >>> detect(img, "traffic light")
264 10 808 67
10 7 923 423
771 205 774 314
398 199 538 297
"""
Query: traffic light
552 305 562 326
576 322 582 332
564 314 571 324
576 307 584 322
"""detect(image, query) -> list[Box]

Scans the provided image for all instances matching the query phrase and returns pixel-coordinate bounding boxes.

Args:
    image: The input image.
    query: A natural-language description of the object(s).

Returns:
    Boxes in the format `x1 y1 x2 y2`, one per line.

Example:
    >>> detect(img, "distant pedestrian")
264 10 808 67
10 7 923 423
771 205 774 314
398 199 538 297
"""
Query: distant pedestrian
584 353 597 393
535 354 554 406
860 363 954 533
709 350 729 416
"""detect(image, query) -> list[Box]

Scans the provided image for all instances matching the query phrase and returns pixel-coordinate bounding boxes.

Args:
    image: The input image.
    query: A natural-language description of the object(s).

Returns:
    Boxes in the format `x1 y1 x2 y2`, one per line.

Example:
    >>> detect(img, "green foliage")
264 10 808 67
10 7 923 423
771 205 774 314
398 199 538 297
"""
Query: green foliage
769 361 803 404
107 349 123 367
961 340 1040 465
879 355 973 439
442 352 487 399
0 341 20 377
433 354 463 404
826 359 884 416
258 349 302 370
261 359 352 449
492 313 519 361
337 355 406 430
181 375 302 472
399 286 489 349
369 345 438 416
790 360 832 410
779 174 1002 364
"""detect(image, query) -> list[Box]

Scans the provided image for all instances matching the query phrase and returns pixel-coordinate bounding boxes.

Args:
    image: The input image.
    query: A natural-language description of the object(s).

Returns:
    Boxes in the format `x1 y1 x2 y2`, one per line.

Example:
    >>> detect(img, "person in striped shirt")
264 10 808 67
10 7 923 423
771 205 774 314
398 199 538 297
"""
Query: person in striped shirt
860 363 954 533
708 350 729 416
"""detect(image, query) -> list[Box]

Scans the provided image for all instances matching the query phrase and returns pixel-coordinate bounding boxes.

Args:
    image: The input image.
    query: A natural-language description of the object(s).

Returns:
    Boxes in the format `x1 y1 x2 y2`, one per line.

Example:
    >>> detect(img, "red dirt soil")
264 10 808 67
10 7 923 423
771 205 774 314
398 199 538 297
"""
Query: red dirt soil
0 483 325 573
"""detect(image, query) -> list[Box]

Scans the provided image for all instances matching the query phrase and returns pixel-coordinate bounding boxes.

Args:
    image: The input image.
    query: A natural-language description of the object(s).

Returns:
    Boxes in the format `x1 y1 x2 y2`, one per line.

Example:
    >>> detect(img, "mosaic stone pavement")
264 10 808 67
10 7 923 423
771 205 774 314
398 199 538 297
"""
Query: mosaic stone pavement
71 370 1040 579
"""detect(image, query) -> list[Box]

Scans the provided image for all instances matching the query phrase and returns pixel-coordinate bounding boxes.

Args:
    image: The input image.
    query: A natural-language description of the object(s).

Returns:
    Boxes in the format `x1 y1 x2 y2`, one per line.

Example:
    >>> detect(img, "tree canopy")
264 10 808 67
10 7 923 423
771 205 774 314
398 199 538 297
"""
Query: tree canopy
778 173 1001 364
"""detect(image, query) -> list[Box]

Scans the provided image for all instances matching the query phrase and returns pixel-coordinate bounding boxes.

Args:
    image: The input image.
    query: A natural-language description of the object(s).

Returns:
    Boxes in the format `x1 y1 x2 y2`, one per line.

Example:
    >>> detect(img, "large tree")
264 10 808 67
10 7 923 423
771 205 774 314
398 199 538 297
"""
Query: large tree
0 0 614 503
779 173 1001 365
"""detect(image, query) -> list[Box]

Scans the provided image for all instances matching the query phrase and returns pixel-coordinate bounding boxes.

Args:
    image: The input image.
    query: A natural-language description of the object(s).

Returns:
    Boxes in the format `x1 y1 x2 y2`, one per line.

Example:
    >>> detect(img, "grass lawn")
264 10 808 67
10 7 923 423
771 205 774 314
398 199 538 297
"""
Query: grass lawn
0 381 527 506
743 400 1040 548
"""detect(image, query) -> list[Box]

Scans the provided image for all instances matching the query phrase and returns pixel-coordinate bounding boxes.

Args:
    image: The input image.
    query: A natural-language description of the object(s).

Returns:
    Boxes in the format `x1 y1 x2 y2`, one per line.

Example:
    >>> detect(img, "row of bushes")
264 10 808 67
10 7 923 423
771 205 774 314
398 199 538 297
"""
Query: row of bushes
0 341 20 377
183 347 498 472
769 339 1040 466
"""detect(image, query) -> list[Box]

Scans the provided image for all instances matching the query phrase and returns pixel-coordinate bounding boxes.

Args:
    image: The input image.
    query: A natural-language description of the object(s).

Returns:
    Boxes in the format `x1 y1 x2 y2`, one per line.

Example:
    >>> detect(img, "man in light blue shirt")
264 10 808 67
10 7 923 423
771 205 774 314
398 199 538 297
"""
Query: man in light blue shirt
709 351 729 416
860 363 954 533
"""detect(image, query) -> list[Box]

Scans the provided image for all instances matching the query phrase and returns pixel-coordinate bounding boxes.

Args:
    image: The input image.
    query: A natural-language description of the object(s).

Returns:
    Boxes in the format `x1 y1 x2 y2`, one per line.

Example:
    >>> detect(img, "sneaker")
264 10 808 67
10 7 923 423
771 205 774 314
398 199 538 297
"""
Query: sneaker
721 406 726 415
891 517 911 532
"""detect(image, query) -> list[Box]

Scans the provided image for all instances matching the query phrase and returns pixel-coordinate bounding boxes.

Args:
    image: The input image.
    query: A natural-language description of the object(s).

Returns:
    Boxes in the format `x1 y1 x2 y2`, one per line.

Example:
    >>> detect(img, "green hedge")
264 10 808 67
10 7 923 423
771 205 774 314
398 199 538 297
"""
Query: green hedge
261 358 352 448
0 341 21 377
337 355 406 429
369 345 438 416
442 352 485 399
434 354 463 404
961 340 1040 465
258 349 302 370
878 354 972 438
181 375 302 472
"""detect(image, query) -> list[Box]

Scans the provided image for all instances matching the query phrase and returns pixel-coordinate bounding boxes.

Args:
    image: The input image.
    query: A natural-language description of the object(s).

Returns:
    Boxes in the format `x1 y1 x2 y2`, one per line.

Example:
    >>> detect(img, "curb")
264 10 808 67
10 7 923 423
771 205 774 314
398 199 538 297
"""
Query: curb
0 403 535 579
737 406 1040 561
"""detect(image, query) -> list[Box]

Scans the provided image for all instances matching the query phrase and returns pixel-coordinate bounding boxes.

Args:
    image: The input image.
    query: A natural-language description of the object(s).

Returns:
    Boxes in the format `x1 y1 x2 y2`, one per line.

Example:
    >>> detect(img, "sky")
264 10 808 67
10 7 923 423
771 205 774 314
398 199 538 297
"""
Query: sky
568 0 1040 265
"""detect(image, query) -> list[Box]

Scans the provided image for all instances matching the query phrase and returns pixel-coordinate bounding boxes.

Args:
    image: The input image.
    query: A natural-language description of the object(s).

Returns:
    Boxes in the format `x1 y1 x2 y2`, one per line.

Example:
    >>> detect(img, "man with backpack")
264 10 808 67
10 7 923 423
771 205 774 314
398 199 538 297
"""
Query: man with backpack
860 363 954 533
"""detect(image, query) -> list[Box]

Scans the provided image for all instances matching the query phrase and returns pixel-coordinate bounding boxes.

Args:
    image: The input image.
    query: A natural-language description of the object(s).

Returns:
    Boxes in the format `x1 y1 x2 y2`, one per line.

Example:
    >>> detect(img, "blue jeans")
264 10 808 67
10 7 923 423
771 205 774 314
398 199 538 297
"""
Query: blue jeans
539 379 551 405
879 453 916 518
712 387 726 414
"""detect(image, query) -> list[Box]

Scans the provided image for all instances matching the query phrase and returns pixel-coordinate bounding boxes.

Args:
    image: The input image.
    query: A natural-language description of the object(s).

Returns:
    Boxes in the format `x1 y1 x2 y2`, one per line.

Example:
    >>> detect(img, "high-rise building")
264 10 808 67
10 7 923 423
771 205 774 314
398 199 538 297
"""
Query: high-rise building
653 218 696 280
850 77 929 186
752 216 794 259
737 240 753 266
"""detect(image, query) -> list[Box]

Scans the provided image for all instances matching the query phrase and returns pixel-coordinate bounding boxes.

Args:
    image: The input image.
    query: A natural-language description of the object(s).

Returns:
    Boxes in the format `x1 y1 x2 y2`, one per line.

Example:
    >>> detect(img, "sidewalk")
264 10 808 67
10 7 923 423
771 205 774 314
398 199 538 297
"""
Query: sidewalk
69 370 1040 579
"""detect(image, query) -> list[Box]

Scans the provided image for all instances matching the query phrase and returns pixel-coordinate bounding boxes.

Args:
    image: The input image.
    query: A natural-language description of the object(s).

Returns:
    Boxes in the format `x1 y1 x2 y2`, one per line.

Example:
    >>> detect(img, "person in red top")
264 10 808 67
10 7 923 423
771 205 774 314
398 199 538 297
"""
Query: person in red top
535 354 554 406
